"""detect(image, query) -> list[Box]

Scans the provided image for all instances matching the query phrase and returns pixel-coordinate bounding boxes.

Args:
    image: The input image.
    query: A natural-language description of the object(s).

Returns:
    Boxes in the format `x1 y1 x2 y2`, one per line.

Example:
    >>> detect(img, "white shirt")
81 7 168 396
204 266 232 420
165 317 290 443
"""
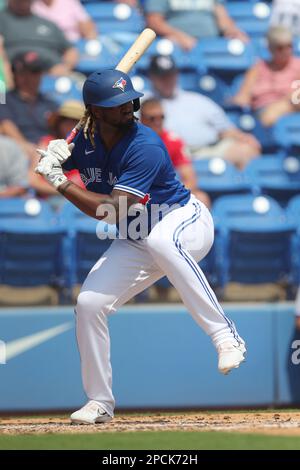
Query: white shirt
0 137 28 191
270 0 300 36
145 88 233 149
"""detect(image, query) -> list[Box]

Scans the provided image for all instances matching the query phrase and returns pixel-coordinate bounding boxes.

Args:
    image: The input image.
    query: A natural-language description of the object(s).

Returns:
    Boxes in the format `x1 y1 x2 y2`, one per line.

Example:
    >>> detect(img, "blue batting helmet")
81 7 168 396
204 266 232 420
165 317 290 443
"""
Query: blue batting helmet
83 69 143 111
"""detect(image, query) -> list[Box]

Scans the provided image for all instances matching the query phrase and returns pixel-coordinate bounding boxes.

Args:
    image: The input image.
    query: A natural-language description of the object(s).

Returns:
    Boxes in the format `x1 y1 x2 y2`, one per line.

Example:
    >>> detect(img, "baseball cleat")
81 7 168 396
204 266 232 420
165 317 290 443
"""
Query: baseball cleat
70 400 112 425
217 341 246 375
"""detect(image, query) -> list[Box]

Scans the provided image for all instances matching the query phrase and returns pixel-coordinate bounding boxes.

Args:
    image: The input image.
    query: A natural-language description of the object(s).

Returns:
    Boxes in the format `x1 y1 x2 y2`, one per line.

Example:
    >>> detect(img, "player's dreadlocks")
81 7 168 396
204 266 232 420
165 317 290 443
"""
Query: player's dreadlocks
82 107 97 148
80 105 139 150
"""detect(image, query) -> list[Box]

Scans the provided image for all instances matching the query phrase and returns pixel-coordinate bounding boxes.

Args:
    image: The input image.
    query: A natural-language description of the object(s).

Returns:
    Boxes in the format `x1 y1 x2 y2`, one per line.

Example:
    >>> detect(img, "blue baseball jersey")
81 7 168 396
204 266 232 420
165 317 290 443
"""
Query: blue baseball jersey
63 122 190 236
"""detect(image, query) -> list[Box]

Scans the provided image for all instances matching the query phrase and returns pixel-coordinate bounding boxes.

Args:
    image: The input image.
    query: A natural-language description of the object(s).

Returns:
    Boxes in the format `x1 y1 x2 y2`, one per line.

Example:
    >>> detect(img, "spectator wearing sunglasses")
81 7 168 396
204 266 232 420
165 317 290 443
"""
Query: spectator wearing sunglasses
232 26 300 127
141 98 210 207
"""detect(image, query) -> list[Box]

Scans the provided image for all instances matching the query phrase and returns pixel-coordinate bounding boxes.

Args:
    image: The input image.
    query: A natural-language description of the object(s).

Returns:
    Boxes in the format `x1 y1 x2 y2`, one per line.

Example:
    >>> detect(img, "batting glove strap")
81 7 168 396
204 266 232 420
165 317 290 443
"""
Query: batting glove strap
47 165 68 189
35 159 68 189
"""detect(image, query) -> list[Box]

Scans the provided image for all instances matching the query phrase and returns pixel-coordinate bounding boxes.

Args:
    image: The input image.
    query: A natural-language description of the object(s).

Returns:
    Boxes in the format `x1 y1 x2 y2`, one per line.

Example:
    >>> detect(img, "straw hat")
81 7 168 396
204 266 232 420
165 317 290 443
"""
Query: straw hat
48 100 85 129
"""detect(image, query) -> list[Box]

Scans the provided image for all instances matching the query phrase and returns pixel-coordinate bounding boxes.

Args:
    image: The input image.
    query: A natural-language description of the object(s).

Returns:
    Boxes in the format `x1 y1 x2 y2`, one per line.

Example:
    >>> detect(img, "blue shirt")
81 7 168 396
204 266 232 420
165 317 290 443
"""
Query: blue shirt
144 88 233 149
0 90 57 143
63 122 190 237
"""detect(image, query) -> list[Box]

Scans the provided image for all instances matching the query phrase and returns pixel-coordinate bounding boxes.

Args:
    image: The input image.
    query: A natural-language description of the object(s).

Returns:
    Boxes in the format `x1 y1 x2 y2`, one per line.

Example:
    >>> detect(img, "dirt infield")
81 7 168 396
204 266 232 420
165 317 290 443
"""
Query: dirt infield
1 412 300 436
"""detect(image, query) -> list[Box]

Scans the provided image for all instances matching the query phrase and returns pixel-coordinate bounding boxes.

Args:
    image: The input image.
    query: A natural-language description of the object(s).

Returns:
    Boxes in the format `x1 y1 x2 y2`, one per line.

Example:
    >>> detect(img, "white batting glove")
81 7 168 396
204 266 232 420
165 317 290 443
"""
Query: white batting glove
35 152 55 175
35 158 68 189
36 139 75 166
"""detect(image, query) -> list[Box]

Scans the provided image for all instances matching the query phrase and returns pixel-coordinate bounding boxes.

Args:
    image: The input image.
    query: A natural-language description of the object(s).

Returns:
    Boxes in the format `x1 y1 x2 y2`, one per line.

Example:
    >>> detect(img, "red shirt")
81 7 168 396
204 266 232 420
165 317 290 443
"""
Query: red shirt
160 130 191 169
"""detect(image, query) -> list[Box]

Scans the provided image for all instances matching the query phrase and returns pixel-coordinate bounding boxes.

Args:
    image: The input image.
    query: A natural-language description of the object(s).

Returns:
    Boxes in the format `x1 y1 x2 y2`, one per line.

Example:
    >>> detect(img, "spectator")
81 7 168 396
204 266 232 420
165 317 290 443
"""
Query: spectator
141 98 210 207
40 99 86 189
0 50 58 196
102 0 139 6
0 51 57 153
0 135 28 198
147 55 261 169
0 35 13 91
232 27 300 127
32 0 98 43
44 99 84 142
270 0 300 38
0 0 79 76
145 0 248 51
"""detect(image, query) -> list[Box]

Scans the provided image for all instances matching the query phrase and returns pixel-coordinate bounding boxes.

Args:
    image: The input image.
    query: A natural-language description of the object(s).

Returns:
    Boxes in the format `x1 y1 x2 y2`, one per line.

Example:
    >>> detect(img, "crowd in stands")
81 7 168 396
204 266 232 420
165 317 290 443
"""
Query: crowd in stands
145 0 249 50
143 54 261 169
232 25 300 127
0 0 299 307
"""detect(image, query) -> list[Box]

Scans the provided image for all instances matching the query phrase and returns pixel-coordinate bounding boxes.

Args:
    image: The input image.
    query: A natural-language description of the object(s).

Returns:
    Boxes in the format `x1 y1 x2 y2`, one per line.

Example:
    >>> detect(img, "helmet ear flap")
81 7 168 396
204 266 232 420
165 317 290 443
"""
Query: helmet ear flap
133 98 140 112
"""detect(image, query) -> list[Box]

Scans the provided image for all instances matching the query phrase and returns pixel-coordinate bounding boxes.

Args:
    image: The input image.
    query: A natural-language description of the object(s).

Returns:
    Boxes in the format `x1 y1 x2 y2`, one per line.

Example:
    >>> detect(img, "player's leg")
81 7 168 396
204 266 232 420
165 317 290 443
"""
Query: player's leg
145 196 246 372
72 238 163 423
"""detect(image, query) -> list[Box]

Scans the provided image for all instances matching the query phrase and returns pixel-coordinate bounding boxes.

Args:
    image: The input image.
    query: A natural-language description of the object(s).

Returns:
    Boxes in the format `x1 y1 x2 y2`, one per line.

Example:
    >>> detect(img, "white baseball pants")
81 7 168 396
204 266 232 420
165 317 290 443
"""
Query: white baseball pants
75 195 243 416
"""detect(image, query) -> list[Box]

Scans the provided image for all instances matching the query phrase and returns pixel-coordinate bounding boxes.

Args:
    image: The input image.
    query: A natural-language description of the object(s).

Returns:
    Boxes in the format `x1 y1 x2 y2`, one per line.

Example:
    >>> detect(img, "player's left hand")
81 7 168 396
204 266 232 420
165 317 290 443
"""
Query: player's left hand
35 157 68 189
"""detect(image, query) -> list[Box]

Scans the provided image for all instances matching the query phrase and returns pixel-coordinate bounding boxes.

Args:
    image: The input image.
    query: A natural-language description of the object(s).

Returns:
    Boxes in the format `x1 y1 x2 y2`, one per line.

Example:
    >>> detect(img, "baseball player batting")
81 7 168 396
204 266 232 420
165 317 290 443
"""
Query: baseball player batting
36 61 246 427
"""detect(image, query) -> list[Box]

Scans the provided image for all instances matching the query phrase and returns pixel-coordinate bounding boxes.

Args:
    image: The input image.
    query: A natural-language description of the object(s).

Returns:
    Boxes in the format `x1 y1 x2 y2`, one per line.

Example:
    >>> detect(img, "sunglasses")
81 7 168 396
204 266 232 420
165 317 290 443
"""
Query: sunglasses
273 43 292 50
142 113 165 122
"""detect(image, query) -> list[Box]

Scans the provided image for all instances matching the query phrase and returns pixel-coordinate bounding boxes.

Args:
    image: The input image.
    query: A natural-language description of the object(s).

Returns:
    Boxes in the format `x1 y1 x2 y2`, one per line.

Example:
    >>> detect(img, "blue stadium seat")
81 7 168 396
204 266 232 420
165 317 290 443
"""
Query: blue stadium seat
59 202 116 234
0 199 65 288
227 108 278 152
252 36 270 60
294 38 300 57
178 70 200 91
243 155 300 205
195 73 250 110
225 0 264 2
287 195 300 221
75 39 116 74
84 3 145 34
226 2 271 38
193 158 250 201
195 38 256 76
0 198 55 221
225 73 246 104
213 193 286 223
212 194 296 286
59 203 116 287
225 0 268 2
194 73 230 106
0 220 66 287
286 195 300 284
273 113 300 150
134 40 206 75
188 70 244 111
40 75 82 105
131 74 151 93
171 45 206 73
75 230 114 285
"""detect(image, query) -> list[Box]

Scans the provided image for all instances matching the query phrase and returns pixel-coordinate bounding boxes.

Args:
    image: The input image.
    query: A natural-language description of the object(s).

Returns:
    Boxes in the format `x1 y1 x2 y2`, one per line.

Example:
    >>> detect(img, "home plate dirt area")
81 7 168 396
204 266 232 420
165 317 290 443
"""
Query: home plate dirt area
1 412 300 436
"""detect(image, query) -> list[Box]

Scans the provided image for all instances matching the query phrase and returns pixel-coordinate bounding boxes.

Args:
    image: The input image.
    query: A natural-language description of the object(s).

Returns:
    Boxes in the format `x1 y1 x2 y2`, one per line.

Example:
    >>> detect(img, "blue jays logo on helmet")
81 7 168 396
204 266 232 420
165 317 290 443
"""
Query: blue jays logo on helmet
83 69 143 109
112 77 127 92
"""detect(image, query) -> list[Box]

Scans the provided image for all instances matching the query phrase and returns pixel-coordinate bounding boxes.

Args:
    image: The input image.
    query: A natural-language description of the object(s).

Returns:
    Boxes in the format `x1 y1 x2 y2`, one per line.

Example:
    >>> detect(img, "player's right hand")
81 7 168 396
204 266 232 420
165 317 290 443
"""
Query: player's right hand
36 139 75 165
35 156 68 189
